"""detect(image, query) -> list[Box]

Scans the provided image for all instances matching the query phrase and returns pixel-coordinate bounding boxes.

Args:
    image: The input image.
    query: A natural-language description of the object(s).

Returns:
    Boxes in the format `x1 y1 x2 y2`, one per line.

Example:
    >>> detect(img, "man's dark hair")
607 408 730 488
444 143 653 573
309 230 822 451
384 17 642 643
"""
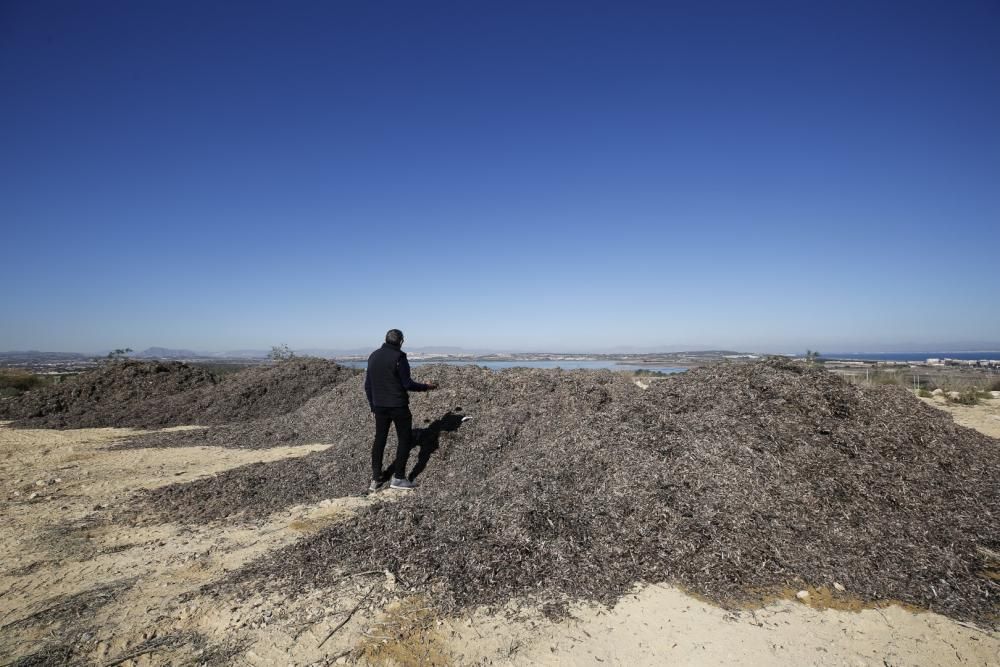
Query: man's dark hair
385 329 404 346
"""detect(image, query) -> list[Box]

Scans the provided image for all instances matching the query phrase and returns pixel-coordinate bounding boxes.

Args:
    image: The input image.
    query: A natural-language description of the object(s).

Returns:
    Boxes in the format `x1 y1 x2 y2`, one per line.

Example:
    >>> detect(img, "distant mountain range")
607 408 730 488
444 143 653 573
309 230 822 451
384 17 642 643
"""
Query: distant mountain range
132 347 204 359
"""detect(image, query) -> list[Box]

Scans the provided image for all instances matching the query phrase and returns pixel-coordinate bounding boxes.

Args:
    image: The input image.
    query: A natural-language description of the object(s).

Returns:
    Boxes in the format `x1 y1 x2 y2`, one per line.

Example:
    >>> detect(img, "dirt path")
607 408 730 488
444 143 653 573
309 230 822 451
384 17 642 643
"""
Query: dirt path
1 417 997 666
0 423 369 665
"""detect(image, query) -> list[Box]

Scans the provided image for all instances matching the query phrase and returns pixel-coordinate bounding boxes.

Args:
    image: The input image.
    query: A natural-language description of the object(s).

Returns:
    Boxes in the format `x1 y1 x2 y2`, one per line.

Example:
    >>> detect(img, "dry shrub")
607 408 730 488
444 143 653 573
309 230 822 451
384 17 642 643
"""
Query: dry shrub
0 368 46 393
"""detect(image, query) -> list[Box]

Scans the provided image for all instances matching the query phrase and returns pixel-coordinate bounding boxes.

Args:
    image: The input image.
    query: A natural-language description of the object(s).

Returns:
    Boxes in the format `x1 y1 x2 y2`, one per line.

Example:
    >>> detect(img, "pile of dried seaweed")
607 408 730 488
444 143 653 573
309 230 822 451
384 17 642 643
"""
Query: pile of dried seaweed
132 360 999 623
143 357 360 428
0 361 217 428
2 358 359 429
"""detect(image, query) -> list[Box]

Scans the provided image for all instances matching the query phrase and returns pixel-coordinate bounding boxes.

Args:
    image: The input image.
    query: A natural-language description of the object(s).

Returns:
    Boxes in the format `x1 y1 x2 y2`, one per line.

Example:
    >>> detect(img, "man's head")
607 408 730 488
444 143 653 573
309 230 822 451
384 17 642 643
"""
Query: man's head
385 329 404 346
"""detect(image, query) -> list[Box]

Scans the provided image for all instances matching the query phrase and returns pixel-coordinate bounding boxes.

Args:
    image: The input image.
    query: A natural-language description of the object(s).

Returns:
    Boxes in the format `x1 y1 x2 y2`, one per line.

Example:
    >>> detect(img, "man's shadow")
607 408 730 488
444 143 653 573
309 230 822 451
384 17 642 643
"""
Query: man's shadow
407 409 467 482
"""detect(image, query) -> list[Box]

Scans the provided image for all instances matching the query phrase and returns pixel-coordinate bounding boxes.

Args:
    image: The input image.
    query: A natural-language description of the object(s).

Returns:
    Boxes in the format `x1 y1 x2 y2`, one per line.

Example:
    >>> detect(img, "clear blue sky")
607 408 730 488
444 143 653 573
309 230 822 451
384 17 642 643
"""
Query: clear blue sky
2 1 998 354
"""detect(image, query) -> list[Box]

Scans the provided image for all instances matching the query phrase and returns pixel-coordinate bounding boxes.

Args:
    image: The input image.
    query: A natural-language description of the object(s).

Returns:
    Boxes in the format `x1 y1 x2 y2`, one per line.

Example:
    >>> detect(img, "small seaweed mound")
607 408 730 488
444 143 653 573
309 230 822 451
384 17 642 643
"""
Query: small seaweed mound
148 357 361 427
2 358 359 429
0 361 217 428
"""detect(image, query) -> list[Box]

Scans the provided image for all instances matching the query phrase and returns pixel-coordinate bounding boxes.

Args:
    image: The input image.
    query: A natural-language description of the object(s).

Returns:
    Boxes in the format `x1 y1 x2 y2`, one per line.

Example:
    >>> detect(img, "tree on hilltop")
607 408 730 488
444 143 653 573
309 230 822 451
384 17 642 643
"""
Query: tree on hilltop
269 344 295 361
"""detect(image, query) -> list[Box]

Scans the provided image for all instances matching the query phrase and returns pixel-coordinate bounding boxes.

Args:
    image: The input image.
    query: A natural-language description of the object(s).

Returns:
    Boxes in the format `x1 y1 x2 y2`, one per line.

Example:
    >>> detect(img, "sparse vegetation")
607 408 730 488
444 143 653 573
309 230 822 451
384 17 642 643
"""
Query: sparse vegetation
631 368 669 377
0 369 45 393
872 371 900 385
916 388 933 398
357 595 449 666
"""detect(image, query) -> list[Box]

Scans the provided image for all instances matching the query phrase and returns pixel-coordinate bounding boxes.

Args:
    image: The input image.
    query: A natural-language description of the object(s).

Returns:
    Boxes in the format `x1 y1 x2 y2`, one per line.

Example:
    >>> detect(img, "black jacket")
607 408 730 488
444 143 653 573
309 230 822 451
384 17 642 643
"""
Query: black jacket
364 343 431 409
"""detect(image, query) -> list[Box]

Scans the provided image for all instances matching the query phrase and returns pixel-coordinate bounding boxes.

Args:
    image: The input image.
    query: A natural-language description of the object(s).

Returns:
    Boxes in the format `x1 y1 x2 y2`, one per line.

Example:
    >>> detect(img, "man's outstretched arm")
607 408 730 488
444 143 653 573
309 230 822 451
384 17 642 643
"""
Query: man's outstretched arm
397 355 437 391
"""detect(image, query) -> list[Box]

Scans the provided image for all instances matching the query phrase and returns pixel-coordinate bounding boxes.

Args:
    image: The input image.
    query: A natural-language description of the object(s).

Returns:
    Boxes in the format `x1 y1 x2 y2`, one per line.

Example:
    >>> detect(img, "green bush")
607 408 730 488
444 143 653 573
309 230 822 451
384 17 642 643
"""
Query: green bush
0 369 45 393
950 389 981 406
916 388 933 398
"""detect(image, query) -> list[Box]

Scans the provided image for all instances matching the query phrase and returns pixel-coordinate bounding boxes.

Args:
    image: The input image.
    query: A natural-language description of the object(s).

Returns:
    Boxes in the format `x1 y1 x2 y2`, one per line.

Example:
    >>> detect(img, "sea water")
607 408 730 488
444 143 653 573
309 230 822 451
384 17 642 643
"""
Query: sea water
341 359 687 374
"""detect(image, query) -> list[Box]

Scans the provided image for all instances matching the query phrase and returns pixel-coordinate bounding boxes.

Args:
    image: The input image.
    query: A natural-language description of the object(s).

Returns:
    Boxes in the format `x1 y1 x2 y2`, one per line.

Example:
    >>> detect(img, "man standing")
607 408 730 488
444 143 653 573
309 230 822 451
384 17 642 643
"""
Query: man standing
365 329 437 491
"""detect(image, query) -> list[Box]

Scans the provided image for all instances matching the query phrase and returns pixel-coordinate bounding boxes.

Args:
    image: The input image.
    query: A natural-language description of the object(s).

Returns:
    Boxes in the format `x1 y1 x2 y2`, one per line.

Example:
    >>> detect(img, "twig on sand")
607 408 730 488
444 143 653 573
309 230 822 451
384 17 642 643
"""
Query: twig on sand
319 585 376 648
953 619 998 636
344 570 383 578
874 607 894 629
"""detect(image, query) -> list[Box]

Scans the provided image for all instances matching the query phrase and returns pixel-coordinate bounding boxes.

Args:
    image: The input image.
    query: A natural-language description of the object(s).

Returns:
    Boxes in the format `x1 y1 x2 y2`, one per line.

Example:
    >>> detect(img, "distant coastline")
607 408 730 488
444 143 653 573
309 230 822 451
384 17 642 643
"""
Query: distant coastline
824 352 1000 362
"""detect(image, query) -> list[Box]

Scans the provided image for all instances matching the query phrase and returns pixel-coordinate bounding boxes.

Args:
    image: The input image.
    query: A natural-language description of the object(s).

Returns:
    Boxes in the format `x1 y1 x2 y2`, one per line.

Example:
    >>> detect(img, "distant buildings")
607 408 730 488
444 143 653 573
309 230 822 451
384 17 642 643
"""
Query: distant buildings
926 358 1000 368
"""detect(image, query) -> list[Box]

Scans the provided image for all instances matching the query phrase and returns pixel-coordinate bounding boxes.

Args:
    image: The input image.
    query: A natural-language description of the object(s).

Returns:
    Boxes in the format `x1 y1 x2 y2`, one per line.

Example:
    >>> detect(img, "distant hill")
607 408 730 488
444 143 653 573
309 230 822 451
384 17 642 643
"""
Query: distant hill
218 349 271 359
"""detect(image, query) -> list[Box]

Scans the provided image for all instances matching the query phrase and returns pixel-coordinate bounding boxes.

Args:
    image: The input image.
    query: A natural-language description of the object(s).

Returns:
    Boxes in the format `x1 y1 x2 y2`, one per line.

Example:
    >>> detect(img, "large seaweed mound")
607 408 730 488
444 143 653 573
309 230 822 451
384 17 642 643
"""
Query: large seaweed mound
126 360 999 623
2 358 359 429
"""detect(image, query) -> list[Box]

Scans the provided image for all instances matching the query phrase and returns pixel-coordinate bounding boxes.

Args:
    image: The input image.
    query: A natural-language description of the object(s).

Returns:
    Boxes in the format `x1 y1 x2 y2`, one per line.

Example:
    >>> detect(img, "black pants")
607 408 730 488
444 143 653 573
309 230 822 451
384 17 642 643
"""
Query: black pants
372 406 413 481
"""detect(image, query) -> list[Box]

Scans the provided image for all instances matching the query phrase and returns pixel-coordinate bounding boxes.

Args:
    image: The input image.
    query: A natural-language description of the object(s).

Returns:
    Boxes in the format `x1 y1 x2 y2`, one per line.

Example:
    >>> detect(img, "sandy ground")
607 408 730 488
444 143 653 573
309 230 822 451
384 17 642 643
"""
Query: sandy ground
919 395 1000 439
1 405 998 666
